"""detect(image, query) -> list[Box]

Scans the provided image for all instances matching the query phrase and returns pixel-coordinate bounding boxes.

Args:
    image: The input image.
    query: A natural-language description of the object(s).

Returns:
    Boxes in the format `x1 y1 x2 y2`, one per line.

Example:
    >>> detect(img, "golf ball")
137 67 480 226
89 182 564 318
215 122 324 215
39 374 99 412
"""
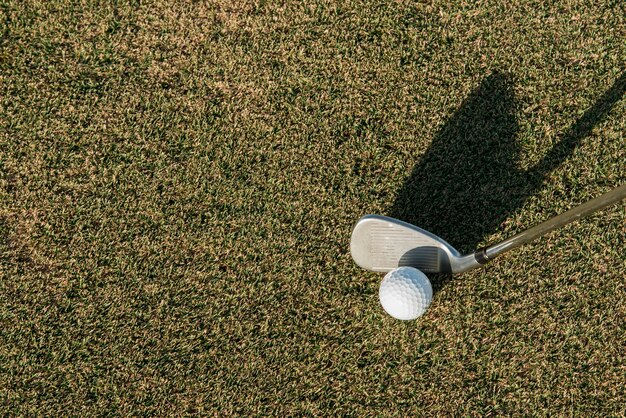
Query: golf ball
379 267 433 320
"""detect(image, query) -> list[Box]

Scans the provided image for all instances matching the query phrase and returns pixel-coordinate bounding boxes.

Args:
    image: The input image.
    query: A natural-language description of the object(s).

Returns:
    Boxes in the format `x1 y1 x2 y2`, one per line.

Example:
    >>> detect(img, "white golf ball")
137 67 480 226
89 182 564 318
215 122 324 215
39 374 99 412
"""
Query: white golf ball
379 267 433 320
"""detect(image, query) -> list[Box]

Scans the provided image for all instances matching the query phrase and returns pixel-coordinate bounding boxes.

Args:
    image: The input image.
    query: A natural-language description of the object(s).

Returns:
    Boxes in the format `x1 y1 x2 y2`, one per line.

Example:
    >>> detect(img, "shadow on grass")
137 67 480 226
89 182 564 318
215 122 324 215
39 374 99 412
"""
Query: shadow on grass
390 71 625 290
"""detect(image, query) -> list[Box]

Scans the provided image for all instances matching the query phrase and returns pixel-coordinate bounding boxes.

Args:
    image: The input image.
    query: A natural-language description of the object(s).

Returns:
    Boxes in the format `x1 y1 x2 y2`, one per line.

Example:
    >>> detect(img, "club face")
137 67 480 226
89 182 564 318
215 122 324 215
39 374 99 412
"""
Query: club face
350 215 462 273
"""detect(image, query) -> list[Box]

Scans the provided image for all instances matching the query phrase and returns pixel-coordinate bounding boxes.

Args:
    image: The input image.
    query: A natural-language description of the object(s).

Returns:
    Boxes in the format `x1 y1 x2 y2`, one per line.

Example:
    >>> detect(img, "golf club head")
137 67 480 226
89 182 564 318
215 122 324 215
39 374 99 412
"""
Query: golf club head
350 215 481 274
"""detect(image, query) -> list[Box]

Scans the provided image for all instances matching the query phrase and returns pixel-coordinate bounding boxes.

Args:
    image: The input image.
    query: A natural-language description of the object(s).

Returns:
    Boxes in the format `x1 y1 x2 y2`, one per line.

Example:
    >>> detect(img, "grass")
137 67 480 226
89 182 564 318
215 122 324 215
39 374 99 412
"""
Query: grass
1 0 625 415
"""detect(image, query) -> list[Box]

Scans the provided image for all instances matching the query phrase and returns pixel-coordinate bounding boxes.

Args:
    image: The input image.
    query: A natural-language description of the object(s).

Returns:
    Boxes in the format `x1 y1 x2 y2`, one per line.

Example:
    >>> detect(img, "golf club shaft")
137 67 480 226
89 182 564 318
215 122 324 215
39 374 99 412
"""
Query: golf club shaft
477 183 626 262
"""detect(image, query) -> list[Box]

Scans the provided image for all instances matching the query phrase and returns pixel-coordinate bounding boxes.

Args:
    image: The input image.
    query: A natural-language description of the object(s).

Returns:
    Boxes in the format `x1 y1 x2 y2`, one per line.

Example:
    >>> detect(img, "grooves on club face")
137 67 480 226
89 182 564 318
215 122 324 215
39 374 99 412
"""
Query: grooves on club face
350 215 480 273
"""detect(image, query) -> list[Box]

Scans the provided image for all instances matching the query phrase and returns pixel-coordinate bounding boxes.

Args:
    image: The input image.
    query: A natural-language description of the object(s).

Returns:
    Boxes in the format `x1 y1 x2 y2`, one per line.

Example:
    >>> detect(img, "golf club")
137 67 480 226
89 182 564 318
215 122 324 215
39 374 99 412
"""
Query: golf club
351 183 626 273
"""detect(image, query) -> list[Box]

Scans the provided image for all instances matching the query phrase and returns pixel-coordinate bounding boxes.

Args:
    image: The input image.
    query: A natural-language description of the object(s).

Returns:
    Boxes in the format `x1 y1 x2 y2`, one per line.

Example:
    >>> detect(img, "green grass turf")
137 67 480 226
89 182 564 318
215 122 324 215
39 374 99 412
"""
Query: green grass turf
1 0 625 415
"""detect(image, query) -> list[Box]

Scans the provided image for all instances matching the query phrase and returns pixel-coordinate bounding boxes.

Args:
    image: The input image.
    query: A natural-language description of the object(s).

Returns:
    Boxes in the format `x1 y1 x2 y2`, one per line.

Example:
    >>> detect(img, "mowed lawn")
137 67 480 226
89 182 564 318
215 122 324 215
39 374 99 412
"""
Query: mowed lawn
1 0 625 415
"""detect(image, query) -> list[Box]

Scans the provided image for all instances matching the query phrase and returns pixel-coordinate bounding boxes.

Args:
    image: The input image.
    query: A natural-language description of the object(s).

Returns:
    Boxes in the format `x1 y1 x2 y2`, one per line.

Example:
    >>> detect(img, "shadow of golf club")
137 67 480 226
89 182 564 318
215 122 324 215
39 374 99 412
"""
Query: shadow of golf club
390 71 625 291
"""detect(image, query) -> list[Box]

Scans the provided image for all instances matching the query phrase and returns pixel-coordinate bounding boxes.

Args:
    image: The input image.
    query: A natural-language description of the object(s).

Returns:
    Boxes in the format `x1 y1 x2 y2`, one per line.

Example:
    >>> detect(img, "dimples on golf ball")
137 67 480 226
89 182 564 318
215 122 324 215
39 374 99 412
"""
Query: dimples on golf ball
379 267 433 320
